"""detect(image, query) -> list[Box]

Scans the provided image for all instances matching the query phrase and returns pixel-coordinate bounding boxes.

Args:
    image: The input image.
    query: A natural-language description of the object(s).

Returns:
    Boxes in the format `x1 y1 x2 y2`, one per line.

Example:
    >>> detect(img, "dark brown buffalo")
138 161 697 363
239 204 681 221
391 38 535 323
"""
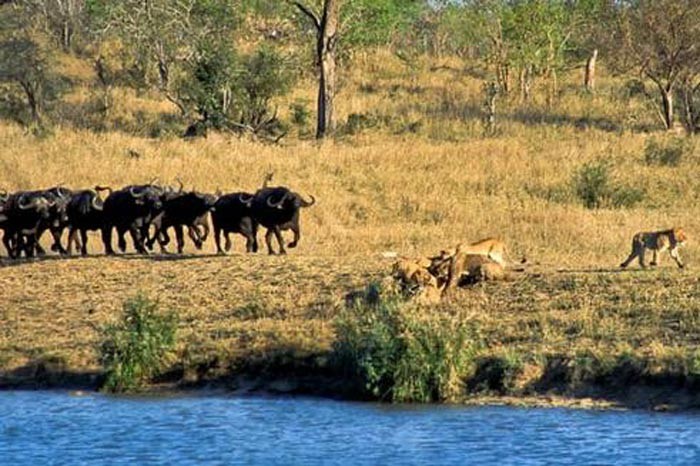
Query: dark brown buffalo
1 191 55 258
248 186 315 255
211 192 258 254
147 190 217 253
66 187 111 255
101 184 164 255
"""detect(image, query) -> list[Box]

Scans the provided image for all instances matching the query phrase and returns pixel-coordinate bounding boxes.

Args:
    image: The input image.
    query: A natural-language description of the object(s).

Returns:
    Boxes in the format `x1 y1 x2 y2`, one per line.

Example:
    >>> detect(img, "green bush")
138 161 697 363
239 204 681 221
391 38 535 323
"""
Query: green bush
644 137 690 167
289 100 311 127
100 294 178 393
573 160 610 209
334 283 479 402
572 160 644 209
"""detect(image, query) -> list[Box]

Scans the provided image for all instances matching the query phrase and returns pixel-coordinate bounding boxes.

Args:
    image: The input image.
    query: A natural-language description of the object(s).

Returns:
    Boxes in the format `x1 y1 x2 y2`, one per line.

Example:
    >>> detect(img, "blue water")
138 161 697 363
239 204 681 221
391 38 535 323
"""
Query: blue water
0 391 699 465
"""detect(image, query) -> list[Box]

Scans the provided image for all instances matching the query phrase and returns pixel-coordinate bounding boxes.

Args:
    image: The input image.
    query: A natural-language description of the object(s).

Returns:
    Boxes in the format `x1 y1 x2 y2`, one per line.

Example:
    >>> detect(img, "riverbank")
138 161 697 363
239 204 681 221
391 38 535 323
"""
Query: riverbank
1 255 699 411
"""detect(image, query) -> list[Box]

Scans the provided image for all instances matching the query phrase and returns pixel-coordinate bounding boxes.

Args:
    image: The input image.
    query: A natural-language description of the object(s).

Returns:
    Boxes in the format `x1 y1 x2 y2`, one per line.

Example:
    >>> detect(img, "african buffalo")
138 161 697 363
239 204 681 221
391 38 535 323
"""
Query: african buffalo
66 187 111 255
248 186 315 255
1 191 55 258
101 184 164 254
211 192 258 254
147 190 217 253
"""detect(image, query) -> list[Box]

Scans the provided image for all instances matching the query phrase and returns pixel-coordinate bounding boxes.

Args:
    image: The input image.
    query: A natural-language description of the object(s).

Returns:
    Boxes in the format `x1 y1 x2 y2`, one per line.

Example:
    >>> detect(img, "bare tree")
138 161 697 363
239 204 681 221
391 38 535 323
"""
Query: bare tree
17 0 86 51
292 0 339 139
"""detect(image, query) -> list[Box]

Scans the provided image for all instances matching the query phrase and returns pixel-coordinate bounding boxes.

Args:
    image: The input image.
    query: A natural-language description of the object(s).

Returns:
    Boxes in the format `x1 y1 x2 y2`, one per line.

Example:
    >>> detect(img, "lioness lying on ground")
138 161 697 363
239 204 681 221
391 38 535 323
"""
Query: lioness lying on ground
619 227 687 269
451 237 509 267
444 246 506 289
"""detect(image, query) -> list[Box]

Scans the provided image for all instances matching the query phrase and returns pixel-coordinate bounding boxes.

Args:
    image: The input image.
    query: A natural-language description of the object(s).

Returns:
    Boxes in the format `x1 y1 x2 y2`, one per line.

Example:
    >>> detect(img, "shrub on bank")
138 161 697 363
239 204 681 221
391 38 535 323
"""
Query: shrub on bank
99 294 178 393
334 284 479 402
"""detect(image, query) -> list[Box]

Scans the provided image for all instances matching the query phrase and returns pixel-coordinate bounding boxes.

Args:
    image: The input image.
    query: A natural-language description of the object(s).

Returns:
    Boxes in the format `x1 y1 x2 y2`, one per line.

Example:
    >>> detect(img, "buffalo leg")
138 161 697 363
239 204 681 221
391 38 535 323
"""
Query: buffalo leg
50 228 68 255
244 231 256 253
101 226 115 255
287 224 300 249
175 225 186 254
265 229 276 255
129 226 148 254
185 225 200 251
214 225 225 254
198 221 209 243
33 233 46 256
252 223 259 253
67 227 77 255
273 226 286 255
117 227 128 252
2 231 16 258
80 229 89 256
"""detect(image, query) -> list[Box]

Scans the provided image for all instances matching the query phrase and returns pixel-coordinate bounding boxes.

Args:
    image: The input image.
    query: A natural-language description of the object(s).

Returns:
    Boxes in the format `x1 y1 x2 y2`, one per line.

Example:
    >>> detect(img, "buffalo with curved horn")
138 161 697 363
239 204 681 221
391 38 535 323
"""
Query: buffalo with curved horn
65 186 111 255
101 183 165 255
210 192 259 254
147 189 218 254
250 185 315 255
0 190 54 258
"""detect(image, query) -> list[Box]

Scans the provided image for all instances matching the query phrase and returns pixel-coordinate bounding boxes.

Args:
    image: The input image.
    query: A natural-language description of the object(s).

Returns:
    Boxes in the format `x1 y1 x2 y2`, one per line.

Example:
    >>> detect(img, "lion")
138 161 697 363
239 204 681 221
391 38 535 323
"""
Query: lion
392 257 438 288
619 227 687 269
444 247 506 289
449 237 510 267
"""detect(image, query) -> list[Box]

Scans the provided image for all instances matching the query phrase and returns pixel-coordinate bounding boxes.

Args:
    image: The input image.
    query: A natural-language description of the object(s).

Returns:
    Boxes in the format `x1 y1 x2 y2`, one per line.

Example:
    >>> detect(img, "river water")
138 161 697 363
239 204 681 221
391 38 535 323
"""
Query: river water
0 391 698 465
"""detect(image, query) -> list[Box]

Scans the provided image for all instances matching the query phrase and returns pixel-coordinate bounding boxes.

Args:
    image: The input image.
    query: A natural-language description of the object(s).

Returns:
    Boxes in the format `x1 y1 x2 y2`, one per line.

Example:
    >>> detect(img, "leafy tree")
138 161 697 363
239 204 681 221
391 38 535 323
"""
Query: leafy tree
609 0 700 131
177 42 292 139
0 7 65 127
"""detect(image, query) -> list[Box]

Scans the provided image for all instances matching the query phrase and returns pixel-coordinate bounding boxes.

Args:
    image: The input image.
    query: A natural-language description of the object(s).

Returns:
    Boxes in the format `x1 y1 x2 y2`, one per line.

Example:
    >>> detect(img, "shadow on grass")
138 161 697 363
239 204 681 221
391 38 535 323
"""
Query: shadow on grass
0 251 242 267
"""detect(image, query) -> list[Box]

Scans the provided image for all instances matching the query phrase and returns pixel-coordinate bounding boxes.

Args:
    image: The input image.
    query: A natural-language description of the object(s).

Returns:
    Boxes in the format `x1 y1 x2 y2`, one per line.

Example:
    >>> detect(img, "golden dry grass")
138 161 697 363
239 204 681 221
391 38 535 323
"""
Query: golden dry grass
1 50 699 393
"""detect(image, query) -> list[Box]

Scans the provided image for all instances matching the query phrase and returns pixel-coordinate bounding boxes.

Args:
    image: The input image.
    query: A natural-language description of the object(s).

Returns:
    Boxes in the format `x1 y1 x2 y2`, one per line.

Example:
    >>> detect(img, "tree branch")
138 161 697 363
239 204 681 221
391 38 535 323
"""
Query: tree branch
291 1 320 31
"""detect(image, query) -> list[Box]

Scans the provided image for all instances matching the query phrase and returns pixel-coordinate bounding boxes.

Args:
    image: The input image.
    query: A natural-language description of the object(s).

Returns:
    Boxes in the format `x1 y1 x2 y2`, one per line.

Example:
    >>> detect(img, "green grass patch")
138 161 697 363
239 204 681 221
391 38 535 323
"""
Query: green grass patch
333 283 479 403
99 294 178 393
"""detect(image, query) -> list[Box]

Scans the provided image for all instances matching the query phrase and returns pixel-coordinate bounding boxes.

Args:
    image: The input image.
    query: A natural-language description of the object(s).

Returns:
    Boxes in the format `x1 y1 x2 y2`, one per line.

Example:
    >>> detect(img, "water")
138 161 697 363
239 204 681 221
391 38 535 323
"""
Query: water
0 391 699 465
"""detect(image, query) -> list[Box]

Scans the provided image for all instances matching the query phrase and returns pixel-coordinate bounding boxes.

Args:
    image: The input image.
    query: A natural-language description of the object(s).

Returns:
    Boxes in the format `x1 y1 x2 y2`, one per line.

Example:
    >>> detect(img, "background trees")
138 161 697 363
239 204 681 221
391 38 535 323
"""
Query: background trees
1 0 700 136
608 0 700 132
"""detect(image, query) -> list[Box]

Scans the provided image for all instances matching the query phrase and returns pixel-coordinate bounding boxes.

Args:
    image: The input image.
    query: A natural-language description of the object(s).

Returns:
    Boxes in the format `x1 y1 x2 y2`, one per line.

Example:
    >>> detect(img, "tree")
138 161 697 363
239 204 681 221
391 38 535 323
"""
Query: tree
92 0 237 106
0 7 64 127
177 42 292 139
16 0 87 52
293 0 339 139
611 0 700 131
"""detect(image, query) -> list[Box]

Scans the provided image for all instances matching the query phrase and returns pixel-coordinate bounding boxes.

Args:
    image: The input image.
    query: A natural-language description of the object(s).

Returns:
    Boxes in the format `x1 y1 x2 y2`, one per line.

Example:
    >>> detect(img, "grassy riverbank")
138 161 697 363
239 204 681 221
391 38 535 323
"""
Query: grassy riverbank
1 255 699 410
1 51 700 409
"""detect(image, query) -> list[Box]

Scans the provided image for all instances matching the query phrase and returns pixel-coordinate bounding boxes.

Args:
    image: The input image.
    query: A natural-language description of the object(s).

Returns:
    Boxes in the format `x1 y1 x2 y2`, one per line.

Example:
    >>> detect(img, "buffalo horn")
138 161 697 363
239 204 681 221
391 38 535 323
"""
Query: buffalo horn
129 186 148 198
18 193 38 210
266 191 289 208
95 185 113 195
91 192 103 210
238 193 254 206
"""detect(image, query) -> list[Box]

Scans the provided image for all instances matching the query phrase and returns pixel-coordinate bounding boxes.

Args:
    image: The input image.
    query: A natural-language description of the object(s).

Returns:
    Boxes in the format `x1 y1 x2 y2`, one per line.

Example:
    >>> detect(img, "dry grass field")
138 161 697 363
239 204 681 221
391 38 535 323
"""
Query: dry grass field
1 51 699 404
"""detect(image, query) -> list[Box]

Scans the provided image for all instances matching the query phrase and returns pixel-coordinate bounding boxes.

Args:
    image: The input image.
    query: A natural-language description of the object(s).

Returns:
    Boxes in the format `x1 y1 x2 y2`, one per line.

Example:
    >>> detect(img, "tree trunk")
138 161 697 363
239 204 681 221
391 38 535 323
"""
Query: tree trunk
497 64 510 95
20 80 42 124
660 85 674 130
584 49 598 92
316 0 338 139
519 66 531 103
294 0 339 140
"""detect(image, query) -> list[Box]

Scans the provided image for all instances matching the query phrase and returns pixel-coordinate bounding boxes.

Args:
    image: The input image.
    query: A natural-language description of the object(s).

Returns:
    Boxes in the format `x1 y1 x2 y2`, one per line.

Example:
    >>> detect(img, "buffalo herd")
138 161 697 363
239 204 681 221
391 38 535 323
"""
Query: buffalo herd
0 179 315 259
